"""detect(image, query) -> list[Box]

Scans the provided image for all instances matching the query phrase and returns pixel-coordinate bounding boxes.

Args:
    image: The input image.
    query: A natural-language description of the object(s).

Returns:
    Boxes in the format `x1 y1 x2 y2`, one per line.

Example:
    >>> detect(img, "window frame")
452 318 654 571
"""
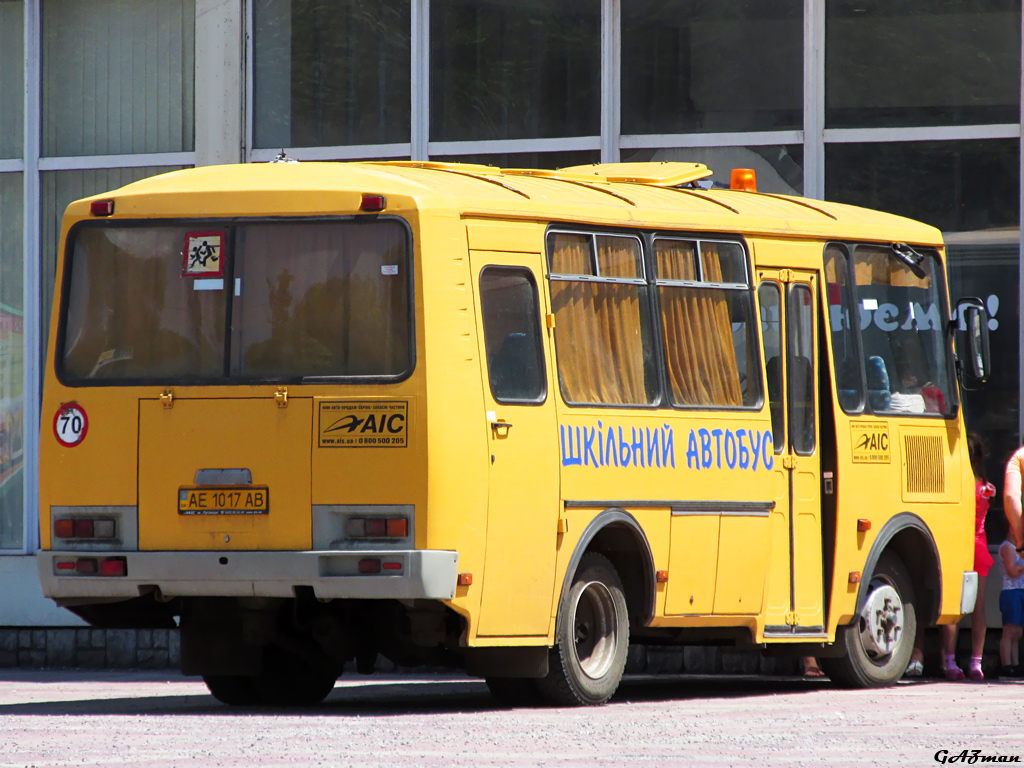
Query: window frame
546 227 659 409
478 264 548 406
651 233 764 412
55 215 417 388
825 240 959 419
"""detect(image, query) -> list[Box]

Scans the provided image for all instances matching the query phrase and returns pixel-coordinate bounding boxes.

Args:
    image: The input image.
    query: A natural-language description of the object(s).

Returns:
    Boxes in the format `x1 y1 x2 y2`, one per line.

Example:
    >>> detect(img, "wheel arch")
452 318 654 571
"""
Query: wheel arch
556 508 656 636
856 512 942 627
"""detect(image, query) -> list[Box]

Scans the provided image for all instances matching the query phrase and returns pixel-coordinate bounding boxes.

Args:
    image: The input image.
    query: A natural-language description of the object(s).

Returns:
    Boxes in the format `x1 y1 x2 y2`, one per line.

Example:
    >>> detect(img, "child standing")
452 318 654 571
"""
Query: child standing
997 537 1024 677
938 433 994 681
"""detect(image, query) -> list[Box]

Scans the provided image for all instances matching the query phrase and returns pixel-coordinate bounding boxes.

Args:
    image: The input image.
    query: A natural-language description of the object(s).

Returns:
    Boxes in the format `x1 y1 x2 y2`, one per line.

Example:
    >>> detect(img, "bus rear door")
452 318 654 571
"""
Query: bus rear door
470 252 559 637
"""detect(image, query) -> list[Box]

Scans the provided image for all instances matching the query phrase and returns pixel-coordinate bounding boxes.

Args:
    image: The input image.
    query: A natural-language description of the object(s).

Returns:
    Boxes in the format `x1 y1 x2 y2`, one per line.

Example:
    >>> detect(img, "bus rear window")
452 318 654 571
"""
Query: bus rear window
60 219 411 384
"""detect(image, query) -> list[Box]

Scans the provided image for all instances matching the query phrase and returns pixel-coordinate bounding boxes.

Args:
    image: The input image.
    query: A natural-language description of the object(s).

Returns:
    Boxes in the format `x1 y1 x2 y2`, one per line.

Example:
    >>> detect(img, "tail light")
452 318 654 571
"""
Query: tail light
346 516 409 540
54 517 116 540
56 556 127 577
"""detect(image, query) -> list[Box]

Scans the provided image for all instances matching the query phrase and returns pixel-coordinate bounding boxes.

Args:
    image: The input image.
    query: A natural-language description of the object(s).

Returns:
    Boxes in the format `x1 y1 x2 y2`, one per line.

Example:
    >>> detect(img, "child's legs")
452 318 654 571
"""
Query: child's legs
940 623 958 660
1002 625 1023 666
971 574 988 659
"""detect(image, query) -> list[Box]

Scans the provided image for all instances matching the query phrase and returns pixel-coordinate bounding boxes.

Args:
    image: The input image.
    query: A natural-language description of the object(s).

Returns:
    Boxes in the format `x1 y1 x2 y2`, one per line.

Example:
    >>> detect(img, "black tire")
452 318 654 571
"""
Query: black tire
485 677 542 707
820 552 917 688
537 553 629 706
250 647 338 707
203 674 260 706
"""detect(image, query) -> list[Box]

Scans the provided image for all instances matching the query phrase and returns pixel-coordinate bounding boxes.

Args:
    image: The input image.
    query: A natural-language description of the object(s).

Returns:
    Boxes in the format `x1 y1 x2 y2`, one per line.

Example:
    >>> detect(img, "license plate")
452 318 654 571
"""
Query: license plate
178 486 269 516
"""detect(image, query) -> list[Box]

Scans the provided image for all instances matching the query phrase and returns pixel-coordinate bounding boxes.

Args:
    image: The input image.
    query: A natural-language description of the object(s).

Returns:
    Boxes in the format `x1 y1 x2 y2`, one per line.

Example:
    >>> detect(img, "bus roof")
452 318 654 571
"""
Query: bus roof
69 161 943 246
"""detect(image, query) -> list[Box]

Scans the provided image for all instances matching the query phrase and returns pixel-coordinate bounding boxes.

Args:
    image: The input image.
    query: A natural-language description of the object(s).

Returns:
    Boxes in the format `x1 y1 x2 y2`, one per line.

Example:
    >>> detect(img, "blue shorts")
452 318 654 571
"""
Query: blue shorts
999 589 1024 626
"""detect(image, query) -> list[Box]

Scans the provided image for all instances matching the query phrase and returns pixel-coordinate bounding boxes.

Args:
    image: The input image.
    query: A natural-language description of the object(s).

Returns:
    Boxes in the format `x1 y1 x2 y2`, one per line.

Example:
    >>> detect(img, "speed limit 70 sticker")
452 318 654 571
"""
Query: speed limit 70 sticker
53 403 88 447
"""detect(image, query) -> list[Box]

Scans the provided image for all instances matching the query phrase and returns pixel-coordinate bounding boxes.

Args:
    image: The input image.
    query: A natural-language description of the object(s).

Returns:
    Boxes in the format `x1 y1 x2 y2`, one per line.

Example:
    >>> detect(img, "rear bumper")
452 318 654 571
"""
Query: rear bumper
38 549 459 602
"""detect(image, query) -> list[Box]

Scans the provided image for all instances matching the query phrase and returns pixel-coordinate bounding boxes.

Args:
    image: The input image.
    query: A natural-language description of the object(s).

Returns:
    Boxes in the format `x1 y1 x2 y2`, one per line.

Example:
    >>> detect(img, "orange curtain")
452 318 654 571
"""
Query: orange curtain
549 233 647 404
657 240 743 406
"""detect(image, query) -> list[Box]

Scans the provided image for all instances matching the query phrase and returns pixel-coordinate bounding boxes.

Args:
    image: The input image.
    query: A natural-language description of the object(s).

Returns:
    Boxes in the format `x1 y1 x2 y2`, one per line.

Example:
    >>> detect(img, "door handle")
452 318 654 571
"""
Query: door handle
490 420 513 434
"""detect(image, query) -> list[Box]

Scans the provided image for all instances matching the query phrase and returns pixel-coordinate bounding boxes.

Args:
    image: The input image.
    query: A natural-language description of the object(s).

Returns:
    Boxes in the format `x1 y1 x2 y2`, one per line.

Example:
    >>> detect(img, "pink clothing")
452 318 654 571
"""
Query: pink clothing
975 479 996 577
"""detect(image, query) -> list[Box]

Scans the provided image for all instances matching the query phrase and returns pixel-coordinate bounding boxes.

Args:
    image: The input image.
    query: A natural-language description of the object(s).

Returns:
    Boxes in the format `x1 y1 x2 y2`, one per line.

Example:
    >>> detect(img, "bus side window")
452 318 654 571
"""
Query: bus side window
479 267 547 404
758 282 784 452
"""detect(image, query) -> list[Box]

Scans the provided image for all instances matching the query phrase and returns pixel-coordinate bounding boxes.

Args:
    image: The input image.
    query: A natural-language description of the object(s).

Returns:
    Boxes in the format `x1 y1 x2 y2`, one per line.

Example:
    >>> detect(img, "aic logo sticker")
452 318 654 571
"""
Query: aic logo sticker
851 421 890 464
318 401 408 448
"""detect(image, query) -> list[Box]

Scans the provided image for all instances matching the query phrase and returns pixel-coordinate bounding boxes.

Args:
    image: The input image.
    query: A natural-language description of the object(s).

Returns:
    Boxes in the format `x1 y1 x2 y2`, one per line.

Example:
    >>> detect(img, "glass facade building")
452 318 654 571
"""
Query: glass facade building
0 0 1021 620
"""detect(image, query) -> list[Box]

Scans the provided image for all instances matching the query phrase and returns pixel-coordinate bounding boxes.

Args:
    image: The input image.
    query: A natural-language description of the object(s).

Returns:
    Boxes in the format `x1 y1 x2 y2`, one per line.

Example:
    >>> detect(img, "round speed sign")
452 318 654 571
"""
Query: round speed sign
53 403 88 447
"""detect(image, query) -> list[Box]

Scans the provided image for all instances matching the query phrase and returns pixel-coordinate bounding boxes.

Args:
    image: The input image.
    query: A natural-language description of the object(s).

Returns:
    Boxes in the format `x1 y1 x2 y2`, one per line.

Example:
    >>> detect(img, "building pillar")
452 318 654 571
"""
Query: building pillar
195 0 244 166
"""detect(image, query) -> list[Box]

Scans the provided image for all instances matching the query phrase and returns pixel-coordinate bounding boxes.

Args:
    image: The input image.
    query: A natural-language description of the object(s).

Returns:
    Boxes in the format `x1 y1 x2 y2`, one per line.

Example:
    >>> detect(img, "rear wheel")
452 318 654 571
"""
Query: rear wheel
821 551 917 688
537 553 629 706
250 646 338 706
203 674 260 706
204 647 338 707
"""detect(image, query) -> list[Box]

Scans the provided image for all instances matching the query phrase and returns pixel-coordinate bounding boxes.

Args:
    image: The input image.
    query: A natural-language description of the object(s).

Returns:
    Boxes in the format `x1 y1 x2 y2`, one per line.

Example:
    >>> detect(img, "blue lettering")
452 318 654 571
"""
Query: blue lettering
646 428 659 468
596 421 604 466
699 429 712 469
763 430 774 470
711 429 724 469
618 427 632 468
662 425 675 468
751 430 761 471
560 425 582 466
583 427 598 467
725 429 737 469
606 427 618 467
686 429 699 469
737 428 749 469
630 428 645 468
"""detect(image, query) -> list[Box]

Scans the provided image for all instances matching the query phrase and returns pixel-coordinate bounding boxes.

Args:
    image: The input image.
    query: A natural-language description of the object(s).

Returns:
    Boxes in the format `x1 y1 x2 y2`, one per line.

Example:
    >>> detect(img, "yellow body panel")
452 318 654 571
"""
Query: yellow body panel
39 161 973 656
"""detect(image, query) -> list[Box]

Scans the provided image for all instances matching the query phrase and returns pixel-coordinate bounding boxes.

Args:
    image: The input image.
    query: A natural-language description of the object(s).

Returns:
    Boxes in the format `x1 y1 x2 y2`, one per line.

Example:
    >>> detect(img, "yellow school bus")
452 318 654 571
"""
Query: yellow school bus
37 160 990 706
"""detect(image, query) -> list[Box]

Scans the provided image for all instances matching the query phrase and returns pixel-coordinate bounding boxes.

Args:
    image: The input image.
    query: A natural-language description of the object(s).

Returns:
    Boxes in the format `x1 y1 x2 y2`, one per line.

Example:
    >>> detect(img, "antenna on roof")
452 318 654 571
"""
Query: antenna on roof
271 150 299 164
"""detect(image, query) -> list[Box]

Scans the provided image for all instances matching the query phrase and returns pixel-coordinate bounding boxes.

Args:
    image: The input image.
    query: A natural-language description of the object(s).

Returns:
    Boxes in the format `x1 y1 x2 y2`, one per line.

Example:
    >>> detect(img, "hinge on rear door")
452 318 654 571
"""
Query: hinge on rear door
779 269 794 283
785 611 797 626
275 387 288 408
160 389 174 409
783 455 797 470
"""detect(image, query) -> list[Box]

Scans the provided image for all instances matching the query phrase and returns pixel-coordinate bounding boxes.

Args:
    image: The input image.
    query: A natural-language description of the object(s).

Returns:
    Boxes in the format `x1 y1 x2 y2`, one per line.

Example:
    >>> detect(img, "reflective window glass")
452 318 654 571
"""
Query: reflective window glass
655 239 760 408
0 172 23 550
623 146 804 196
431 0 600 142
826 0 1022 129
42 0 194 156
0 1 23 159
787 283 815 455
480 267 546 404
758 282 784 452
253 0 411 149
622 0 802 134
548 232 656 406
825 140 1019 233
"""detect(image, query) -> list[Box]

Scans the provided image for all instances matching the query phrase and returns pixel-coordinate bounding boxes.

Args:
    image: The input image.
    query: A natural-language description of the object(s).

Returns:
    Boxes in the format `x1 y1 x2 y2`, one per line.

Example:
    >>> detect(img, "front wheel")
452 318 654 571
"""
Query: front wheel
821 551 917 688
537 553 629 706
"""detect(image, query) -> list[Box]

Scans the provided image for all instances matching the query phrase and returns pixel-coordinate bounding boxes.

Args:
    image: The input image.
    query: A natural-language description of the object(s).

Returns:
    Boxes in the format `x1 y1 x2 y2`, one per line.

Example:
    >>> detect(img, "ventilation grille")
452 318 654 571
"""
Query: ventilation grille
904 434 945 495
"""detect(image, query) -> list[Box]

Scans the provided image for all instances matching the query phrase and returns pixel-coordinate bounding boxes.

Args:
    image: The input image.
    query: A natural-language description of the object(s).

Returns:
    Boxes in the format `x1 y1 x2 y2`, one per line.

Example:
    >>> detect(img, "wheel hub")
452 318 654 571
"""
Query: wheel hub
572 580 617 680
859 583 904 658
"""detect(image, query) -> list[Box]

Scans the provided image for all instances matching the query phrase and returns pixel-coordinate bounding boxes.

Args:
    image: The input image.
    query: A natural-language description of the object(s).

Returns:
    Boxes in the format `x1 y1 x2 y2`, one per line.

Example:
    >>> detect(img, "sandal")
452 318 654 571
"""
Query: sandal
903 659 924 678
945 666 966 681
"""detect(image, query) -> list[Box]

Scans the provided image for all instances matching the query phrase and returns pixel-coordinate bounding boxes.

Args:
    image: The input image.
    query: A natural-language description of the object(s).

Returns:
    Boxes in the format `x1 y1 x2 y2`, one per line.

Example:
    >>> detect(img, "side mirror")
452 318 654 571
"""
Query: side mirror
955 298 991 387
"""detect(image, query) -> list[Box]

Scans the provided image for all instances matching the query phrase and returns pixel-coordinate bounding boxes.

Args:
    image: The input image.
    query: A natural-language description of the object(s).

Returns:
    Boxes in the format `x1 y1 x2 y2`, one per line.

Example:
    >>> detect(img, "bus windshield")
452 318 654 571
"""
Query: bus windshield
59 219 412 384
826 243 954 416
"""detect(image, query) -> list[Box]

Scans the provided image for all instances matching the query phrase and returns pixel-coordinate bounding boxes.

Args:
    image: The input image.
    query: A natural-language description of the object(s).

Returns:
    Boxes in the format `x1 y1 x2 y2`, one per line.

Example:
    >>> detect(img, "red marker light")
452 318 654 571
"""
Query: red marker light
73 519 94 538
75 558 98 575
54 519 74 539
99 558 127 577
358 558 381 574
382 561 402 571
386 518 408 538
360 194 386 212
90 200 115 216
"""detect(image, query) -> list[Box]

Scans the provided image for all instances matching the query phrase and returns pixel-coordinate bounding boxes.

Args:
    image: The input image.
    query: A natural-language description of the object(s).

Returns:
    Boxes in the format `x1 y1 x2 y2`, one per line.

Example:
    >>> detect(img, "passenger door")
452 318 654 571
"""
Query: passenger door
758 271 825 635
470 252 560 637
